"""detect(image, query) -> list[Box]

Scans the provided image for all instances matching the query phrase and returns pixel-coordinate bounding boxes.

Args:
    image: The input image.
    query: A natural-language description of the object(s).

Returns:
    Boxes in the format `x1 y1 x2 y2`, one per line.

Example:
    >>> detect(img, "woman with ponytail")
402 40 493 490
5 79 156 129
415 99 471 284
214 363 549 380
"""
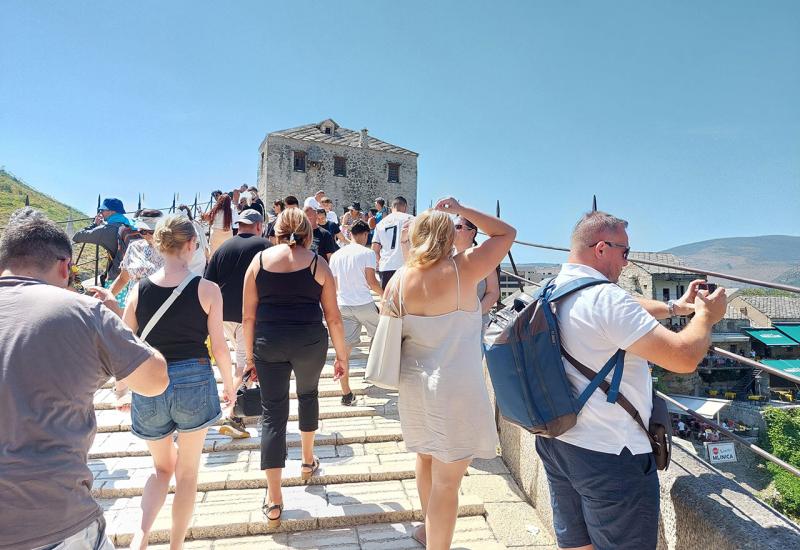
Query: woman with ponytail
122 215 234 548
384 198 515 549
241 208 348 528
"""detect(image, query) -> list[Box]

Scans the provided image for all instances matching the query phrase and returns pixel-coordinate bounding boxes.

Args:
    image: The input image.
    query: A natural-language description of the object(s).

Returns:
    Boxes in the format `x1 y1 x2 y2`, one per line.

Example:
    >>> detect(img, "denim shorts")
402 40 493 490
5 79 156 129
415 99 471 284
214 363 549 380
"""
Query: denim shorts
535 437 659 550
131 357 221 440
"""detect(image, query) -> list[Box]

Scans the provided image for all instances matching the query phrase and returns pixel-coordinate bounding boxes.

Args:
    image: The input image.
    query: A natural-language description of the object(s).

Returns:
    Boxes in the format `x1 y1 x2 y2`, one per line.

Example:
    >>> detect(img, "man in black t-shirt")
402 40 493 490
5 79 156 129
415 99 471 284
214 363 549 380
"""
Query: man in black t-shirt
204 209 271 438
304 206 337 261
316 208 347 246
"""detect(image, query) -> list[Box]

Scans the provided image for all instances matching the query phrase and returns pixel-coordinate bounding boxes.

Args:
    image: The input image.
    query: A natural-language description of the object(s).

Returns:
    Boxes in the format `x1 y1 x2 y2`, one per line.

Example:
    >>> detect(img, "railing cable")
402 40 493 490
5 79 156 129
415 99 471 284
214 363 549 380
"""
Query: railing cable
496 237 800 294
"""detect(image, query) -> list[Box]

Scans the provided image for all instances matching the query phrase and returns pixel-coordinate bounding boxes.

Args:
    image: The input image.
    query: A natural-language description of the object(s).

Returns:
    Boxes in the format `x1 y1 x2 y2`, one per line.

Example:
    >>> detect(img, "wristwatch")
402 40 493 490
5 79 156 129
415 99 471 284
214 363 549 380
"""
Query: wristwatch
667 300 677 317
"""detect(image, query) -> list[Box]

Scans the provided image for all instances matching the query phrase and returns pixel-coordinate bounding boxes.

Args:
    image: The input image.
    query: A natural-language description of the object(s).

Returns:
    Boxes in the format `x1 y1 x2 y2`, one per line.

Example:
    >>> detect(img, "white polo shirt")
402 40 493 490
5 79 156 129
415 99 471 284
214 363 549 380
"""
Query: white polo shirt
330 243 377 306
553 263 659 455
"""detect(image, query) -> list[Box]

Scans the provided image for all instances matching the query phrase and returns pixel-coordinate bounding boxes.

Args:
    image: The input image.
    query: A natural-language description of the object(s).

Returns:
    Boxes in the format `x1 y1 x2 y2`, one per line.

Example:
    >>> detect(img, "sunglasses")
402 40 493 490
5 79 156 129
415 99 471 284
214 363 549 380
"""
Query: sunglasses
588 241 630 259
140 230 154 236
454 224 476 231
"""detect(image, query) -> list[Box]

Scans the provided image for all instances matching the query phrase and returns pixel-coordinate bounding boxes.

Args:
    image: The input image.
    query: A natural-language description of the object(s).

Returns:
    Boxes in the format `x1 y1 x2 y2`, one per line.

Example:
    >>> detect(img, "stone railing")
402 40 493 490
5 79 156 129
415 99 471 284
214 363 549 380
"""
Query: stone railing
482 369 800 549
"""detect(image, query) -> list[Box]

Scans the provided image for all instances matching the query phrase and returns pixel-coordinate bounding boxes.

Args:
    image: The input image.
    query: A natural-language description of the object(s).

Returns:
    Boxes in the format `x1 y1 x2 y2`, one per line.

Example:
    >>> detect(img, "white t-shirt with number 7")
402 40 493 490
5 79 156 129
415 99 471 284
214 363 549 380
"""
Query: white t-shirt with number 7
373 211 415 272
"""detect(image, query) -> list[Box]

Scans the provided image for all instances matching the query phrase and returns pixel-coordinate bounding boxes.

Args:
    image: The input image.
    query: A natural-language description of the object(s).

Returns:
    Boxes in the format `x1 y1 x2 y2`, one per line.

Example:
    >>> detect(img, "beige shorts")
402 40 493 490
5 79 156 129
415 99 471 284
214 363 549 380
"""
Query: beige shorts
340 303 379 346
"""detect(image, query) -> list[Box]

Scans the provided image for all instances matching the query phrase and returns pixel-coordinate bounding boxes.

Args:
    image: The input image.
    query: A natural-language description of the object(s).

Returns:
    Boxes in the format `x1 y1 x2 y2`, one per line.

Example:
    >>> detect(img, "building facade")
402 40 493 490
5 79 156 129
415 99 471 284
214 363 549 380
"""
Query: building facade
257 119 418 216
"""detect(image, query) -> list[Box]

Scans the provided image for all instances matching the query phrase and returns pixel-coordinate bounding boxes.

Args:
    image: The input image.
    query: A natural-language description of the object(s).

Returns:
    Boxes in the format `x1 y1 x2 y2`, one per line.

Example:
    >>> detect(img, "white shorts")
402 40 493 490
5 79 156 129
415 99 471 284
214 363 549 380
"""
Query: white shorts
340 303 379 346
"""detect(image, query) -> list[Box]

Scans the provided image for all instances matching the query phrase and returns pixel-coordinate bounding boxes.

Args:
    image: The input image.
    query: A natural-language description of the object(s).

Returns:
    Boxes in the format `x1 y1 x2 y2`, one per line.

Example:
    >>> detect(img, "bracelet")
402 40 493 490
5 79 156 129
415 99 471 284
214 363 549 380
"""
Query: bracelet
667 300 677 317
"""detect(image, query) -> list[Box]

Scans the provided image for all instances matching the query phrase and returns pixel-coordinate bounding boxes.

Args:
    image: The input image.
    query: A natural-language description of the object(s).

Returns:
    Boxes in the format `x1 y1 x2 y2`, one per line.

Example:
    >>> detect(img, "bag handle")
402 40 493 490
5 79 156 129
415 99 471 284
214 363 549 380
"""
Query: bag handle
140 273 199 341
562 347 656 445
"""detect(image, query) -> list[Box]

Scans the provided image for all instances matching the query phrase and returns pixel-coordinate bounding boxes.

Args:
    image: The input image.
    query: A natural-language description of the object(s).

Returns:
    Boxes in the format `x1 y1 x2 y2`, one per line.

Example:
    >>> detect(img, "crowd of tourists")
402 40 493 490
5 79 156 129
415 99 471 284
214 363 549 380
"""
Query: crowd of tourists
0 187 728 550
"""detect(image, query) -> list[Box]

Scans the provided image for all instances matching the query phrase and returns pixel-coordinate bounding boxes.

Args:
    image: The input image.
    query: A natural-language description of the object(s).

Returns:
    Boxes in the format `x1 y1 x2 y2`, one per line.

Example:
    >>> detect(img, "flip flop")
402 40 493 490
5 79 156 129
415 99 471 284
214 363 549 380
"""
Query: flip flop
300 456 320 481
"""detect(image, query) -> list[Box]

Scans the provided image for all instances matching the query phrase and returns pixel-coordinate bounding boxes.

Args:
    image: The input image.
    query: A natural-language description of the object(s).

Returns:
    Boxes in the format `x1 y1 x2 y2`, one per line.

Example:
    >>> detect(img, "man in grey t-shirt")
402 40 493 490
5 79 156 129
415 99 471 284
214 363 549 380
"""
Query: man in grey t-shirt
0 208 169 550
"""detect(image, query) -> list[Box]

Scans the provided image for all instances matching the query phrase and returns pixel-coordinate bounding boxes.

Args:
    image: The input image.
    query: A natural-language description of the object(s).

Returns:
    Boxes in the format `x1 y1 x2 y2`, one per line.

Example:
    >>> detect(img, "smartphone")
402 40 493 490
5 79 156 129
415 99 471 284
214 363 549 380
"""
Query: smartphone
697 282 717 293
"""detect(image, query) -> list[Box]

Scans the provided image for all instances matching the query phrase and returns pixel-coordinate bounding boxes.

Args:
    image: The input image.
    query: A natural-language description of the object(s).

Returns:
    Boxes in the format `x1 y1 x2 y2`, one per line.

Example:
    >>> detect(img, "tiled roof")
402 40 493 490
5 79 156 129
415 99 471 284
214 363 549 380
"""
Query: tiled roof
739 296 800 320
627 252 693 275
724 304 749 320
269 120 418 156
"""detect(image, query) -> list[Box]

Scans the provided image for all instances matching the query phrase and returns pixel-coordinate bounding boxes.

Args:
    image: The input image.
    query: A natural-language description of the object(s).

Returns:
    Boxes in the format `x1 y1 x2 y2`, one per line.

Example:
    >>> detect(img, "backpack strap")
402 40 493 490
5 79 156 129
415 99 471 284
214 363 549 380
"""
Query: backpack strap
139 273 199 341
547 277 610 303
562 347 656 445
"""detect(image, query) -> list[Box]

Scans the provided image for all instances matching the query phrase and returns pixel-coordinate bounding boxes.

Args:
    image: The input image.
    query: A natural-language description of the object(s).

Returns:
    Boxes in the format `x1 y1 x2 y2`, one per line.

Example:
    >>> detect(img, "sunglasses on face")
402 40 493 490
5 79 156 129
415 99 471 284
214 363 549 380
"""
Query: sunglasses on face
588 241 630 260
140 230 154 236
454 224 476 231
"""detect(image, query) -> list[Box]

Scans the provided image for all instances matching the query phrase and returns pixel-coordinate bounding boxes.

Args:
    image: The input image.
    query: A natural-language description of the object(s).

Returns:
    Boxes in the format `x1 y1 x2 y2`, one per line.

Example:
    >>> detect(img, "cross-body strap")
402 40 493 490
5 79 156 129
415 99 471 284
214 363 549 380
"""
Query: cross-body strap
561 347 656 445
140 273 199 341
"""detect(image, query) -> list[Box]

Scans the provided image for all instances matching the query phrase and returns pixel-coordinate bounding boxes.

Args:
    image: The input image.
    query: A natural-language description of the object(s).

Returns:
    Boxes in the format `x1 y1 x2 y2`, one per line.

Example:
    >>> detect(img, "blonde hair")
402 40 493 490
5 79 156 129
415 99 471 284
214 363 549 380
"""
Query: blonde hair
274 208 311 247
407 210 454 268
154 215 196 255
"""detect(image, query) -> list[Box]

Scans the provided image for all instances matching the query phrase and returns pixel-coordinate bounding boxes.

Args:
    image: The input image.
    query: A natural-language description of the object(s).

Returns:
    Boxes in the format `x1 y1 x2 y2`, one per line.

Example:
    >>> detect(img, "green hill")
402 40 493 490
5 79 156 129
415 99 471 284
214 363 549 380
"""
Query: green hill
663 235 800 287
0 169 90 228
0 170 102 279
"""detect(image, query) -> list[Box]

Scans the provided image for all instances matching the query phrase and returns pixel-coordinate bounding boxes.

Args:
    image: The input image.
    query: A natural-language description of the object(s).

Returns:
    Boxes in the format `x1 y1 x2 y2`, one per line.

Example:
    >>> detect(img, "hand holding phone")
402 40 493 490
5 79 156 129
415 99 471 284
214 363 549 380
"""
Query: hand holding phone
697 282 718 293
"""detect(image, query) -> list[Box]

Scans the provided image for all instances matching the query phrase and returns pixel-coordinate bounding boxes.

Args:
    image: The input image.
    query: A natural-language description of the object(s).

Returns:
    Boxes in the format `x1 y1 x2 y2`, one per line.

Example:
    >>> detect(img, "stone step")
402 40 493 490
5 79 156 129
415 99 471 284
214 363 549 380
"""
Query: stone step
142 516 507 549
101 480 486 546
91 442 421 498
94 378 371 410
89 416 404 459
93 395 395 433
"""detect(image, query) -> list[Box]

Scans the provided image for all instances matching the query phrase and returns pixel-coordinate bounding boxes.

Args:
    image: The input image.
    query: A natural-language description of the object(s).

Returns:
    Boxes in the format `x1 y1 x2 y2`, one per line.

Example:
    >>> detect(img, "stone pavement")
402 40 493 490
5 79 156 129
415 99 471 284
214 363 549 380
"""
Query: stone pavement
91 337 555 548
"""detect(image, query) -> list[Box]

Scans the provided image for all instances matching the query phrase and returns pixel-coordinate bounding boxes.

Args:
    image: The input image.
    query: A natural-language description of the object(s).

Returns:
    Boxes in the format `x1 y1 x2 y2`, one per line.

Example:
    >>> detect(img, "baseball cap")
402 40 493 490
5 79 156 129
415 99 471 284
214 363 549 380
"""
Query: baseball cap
98 198 125 213
237 209 264 224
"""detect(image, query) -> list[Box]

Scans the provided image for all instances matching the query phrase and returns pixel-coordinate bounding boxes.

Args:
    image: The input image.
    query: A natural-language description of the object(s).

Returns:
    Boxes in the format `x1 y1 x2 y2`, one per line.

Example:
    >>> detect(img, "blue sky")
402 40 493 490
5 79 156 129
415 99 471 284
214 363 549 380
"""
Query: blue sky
2 1 798 263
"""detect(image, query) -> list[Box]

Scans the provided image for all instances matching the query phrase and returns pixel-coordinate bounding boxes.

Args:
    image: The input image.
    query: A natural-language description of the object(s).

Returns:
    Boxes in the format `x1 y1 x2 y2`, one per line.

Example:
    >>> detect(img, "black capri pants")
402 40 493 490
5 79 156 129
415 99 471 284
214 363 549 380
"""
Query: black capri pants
254 323 328 469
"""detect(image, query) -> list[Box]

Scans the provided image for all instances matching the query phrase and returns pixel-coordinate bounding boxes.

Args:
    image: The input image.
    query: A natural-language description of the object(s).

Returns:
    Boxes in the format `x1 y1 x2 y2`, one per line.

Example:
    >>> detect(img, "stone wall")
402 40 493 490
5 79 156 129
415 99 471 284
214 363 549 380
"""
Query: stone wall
483 368 800 549
257 135 418 216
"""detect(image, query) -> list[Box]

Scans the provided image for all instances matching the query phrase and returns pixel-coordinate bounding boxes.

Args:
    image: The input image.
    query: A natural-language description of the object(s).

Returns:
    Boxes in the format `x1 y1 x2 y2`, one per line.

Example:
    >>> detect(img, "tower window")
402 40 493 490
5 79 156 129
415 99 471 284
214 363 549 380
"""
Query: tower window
334 156 347 177
388 163 400 183
293 151 306 172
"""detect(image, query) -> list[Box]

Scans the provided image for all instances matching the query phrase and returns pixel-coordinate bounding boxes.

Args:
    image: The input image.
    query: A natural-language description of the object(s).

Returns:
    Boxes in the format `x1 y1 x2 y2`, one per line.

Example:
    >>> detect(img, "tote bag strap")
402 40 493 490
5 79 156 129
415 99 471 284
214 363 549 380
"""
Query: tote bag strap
140 273 199 341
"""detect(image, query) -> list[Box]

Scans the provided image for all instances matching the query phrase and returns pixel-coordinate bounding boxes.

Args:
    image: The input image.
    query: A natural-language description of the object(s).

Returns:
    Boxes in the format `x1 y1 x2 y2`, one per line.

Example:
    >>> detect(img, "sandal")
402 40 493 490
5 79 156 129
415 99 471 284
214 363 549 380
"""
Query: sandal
300 456 320 482
262 496 283 529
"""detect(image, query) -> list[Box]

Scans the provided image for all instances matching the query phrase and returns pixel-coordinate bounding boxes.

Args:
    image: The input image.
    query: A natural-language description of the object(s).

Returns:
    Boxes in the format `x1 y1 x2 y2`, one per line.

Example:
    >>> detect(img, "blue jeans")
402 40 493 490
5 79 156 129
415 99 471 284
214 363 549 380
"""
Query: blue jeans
536 436 659 550
131 358 221 440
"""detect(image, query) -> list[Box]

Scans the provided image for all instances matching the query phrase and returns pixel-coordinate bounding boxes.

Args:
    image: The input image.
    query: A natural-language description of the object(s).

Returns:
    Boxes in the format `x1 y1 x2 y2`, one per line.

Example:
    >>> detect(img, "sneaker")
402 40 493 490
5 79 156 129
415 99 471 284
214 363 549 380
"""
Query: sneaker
341 392 355 406
219 416 250 439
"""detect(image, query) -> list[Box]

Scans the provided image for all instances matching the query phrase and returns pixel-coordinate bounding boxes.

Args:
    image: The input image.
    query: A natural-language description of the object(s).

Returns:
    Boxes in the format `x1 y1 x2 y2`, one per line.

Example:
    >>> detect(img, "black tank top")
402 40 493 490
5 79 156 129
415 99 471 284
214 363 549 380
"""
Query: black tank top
135 277 209 361
256 252 323 325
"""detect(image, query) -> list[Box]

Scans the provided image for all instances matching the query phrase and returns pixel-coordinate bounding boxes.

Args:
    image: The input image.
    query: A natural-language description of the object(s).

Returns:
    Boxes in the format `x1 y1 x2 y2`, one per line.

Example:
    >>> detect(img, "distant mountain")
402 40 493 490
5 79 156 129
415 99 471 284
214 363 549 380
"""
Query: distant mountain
0 169 89 228
663 235 800 286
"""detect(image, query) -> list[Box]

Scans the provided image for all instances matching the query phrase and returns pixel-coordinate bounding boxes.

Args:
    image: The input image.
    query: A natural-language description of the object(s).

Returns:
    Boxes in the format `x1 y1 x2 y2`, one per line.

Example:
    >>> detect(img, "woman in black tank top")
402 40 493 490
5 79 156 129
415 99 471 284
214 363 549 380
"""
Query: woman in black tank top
121 215 235 549
242 208 349 528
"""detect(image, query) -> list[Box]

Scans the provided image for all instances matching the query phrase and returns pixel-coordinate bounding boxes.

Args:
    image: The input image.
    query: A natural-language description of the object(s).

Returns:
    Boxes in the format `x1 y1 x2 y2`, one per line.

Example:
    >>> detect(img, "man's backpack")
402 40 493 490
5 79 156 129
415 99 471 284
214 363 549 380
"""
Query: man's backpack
484 276 672 469
483 277 627 437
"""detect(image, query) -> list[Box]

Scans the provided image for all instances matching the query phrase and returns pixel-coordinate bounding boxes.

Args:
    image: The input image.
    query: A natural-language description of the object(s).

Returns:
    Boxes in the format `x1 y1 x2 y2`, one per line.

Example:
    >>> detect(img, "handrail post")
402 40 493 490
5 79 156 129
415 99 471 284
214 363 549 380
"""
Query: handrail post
93 194 100 286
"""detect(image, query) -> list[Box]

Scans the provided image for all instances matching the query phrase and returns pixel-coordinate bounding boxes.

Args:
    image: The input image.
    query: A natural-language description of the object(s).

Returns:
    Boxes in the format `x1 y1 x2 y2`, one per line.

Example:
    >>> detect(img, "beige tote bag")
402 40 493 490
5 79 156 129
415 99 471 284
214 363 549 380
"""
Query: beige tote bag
365 270 405 390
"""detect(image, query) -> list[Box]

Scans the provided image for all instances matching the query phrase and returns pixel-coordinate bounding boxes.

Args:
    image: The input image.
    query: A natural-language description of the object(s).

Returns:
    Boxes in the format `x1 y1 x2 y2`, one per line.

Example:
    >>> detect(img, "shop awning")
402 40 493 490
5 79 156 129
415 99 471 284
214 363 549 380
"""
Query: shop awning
744 328 800 347
760 359 800 376
775 324 800 344
666 395 731 419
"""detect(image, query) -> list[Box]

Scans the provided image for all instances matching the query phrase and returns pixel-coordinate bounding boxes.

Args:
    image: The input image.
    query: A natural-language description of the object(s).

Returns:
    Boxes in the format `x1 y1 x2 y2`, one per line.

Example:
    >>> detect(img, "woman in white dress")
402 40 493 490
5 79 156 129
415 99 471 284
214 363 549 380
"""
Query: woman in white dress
382 197 515 549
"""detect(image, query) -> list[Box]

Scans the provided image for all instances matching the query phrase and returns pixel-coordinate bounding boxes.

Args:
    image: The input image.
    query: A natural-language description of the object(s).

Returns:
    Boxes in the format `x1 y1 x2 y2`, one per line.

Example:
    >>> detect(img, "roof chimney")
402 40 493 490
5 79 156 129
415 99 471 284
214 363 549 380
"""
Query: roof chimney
359 128 369 148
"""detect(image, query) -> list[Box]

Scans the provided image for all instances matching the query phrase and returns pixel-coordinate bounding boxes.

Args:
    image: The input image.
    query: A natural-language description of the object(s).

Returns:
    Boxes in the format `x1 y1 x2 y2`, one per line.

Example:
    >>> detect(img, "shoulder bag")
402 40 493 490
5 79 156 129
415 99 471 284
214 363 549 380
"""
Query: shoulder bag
365 269 405 390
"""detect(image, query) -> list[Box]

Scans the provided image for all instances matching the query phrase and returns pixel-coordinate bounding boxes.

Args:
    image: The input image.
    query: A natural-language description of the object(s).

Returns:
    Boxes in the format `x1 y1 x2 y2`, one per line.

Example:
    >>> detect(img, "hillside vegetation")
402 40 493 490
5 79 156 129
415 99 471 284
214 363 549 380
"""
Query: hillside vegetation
0 170 101 278
0 169 90 228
